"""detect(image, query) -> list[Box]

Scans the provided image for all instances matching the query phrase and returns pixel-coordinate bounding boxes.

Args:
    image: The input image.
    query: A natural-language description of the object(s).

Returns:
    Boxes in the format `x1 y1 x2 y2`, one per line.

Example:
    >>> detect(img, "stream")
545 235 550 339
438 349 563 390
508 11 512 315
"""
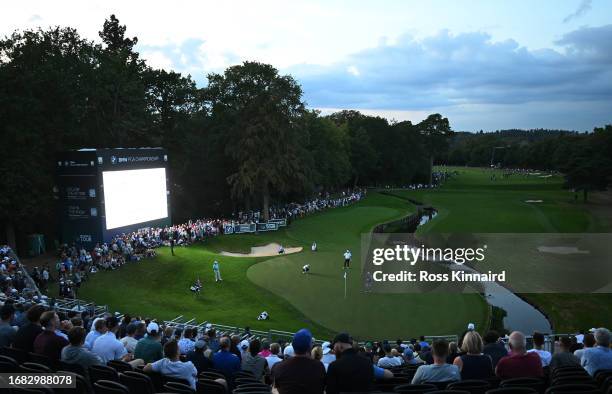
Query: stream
383 198 553 334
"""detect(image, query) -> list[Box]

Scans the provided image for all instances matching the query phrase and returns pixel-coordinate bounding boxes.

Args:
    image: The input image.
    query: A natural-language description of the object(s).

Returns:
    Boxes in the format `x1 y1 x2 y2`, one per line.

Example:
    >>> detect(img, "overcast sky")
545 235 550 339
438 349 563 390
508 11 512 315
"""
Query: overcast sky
2 0 611 131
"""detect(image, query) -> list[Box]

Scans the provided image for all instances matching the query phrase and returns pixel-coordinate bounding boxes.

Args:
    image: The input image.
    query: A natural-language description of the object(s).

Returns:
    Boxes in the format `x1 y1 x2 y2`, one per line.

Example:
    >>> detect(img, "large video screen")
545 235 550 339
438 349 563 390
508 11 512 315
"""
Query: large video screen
102 168 168 230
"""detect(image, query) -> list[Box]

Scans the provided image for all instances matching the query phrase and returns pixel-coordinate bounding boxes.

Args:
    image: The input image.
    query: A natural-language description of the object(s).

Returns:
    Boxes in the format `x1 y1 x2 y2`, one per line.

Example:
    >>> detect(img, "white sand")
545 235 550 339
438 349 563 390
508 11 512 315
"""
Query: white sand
537 246 589 255
220 243 303 257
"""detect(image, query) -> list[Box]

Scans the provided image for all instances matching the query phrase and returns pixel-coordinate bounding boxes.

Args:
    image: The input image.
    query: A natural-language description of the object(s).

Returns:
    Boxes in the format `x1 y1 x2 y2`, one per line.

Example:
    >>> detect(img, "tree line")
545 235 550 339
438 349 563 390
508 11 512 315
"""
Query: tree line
445 126 612 200
0 15 452 249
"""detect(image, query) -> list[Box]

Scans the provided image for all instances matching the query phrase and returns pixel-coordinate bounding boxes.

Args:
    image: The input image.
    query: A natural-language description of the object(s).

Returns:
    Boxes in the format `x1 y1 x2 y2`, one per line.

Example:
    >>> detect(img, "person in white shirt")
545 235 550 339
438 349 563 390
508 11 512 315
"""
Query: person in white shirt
527 332 552 367
84 318 107 350
212 260 222 282
321 341 336 371
144 340 198 389
119 323 139 353
311 242 317 252
574 333 595 360
378 344 403 368
92 316 142 367
266 343 283 369
343 250 352 269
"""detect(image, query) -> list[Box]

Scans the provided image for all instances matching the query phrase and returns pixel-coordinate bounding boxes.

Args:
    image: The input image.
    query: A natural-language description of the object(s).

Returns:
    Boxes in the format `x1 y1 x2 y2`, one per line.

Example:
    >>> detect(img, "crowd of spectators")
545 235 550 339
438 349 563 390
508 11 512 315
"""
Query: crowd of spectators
1 245 41 304
1 303 611 393
28 190 364 300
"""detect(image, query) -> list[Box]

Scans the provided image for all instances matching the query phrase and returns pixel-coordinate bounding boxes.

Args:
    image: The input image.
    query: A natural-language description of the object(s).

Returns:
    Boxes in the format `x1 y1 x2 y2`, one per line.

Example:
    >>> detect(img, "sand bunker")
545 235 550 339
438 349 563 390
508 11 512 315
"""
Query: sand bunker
220 243 303 257
525 200 543 203
537 246 589 255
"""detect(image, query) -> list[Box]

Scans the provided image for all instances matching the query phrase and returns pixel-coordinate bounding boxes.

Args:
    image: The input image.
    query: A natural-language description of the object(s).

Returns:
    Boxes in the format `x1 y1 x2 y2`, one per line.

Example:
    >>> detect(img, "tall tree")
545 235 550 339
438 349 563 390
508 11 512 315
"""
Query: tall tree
205 61 311 220
304 111 351 190
92 14 151 146
0 27 98 248
417 114 453 184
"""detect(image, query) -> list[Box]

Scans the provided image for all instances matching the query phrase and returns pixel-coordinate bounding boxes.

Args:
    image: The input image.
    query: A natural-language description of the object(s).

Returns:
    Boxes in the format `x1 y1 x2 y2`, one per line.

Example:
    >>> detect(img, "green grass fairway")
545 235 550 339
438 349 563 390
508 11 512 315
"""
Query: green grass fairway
387 167 612 332
78 192 488 340
77 166 610 338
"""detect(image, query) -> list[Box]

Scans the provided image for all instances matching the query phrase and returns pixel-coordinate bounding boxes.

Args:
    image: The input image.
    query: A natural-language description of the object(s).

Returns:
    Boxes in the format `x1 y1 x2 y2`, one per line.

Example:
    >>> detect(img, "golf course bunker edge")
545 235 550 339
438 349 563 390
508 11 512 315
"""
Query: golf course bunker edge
220 242 303 257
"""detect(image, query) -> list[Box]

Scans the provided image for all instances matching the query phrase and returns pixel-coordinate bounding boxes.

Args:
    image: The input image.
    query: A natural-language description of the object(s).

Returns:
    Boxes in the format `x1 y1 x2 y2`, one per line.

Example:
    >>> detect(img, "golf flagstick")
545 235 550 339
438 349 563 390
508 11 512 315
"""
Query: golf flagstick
344 270 347 299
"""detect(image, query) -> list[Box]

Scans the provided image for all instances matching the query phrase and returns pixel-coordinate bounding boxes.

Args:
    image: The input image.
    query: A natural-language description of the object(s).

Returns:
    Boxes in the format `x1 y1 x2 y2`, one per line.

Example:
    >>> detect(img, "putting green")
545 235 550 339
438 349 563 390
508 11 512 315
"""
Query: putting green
246 193 489 339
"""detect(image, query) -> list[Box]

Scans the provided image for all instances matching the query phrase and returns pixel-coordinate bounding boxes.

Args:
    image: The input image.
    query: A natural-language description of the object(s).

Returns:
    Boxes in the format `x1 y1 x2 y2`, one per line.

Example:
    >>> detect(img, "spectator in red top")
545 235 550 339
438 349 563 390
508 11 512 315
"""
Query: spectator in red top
496 331 543 379
33 311 69 360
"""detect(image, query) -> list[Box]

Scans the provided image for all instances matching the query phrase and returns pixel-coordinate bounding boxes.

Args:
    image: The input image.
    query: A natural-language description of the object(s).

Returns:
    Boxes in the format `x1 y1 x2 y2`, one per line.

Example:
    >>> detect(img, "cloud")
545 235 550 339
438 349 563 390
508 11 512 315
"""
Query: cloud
290 26 612 110
286 25 612 130
563 0 592 23
137 39 241 83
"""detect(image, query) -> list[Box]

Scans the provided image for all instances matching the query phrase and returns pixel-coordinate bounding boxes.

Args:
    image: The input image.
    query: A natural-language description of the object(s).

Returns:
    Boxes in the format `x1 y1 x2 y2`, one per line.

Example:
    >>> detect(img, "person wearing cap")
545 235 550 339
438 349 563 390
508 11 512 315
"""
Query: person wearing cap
283 343 294 358
186 339 214 374
213 260 222 282
326 332 374 393
241 338 269 381
0 303 17 348
205 328 220 353
239 338 250 358
178 327 196 355
144 340 198 389
212 336 241 380
581 327 612 376
134 321 164 363
402 347 420 365
321 341 336 371
271 328 325 394
343 250 352 269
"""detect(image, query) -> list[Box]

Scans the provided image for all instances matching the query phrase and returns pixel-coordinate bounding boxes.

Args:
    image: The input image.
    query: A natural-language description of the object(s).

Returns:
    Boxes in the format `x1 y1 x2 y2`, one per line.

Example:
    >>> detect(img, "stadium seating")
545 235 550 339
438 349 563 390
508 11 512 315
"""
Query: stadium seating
162 381 194 393
499 378 545 393
118 371 156 394
447 379 491 393
485 389 537 394
88 365 119 384
106 360 132 373
93 380 129 394
196 378 226 394
394 383 438 393
0 355 19 372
